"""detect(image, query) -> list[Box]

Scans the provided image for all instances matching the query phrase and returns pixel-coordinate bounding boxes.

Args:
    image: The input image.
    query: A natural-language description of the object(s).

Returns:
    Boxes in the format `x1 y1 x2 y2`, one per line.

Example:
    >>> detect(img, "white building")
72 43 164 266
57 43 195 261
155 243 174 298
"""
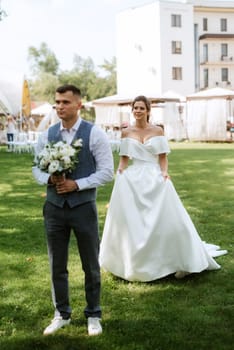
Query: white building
116 0 234 96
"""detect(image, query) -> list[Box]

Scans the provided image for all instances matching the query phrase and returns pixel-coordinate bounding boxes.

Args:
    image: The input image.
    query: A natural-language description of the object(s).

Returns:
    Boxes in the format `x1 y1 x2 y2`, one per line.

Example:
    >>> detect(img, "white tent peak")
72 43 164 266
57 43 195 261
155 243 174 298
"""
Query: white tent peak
187 87 234 100
31 102 53 115
92 92 181 106
162 90 186 102
0 79 21 115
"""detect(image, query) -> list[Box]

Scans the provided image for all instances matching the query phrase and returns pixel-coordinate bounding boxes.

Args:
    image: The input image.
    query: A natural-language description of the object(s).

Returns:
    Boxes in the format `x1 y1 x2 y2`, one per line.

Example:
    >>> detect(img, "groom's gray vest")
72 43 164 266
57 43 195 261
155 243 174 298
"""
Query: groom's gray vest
46 120 96 208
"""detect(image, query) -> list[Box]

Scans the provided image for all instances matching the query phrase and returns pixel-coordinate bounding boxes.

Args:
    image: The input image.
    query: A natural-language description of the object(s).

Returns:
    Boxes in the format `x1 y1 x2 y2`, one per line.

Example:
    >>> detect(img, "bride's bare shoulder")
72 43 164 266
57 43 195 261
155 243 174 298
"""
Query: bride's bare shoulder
149 124 164 136
121 126 134 138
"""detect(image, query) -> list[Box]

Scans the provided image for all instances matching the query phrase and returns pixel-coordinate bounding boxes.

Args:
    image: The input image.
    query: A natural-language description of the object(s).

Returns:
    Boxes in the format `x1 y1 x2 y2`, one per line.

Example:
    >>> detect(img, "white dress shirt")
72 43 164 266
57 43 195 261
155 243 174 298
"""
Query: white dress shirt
32 118 114 190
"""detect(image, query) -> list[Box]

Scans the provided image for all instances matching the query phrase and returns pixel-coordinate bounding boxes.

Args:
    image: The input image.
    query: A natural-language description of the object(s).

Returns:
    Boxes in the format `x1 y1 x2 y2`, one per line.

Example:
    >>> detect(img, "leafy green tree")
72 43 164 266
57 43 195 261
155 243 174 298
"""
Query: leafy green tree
29 73 60 104
99 57 117 92
28 42 117 121
0 4 7 21
59 55 116 101
28 42 59 76
91 57 117 98
59 55 99 101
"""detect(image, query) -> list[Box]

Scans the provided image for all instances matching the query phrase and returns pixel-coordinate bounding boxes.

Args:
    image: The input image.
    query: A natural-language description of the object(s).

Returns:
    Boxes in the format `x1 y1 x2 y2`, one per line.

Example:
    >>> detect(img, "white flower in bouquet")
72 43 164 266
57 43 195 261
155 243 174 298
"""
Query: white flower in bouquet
58 143 76 158
61 155 72 169
73 139 83 148
35 139 82 175
48 160 60 174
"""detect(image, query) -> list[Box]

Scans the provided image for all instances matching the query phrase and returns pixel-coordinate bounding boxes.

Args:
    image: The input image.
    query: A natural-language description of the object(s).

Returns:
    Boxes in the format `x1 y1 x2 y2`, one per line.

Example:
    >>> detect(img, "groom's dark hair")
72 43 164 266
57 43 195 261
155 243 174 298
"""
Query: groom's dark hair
56 84 81 97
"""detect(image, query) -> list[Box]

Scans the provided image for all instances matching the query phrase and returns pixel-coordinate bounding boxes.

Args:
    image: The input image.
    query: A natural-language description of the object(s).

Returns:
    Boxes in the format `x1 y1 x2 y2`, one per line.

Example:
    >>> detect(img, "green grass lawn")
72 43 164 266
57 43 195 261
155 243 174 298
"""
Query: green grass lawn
0 142 233 350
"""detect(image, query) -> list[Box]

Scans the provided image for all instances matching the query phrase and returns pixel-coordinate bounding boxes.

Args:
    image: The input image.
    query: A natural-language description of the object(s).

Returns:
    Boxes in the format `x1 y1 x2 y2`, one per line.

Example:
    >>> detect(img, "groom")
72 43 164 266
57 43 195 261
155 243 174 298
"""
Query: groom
32 84 114 336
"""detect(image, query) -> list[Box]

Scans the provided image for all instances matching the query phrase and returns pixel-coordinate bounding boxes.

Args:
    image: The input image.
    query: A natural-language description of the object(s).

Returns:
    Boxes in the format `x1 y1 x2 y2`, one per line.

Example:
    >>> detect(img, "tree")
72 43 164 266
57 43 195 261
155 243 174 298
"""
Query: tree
59 55 98 101
29 73 60 104
28 42 59 76
99 57 116 78
0 2 7 21
97 57 117 96
28 43 117 120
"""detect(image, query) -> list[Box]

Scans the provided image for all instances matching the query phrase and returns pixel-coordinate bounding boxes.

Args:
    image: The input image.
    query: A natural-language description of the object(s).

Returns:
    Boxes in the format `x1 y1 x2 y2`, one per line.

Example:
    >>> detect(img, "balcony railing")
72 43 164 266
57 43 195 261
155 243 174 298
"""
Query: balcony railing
200 56 234 64
221 55 233 61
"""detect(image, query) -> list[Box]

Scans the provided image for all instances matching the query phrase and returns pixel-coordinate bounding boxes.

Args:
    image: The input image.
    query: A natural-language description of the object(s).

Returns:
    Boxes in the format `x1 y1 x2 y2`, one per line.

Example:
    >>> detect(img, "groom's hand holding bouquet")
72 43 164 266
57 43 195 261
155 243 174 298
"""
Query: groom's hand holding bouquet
35 139 82 194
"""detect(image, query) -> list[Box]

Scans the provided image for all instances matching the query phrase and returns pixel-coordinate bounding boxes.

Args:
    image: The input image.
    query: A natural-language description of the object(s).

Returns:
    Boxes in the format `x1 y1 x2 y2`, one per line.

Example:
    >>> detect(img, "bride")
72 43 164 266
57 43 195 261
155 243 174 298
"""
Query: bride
99 95 227 282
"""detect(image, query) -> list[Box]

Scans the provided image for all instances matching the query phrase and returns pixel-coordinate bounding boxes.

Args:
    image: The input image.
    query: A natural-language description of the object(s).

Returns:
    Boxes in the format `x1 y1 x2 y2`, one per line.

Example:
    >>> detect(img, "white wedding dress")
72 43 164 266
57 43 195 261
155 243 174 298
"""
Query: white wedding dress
99 136 227 282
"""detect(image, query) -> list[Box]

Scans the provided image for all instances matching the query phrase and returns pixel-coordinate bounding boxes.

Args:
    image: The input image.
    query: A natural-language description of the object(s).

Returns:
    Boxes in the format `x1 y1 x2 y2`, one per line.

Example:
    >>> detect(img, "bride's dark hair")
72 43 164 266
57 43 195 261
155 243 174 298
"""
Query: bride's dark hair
132 95 151 122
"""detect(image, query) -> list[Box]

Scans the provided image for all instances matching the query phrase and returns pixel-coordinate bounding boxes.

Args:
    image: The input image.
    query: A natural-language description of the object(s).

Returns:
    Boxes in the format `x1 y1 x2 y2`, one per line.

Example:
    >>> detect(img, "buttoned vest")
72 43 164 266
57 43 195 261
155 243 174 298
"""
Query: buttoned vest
46 120 96 208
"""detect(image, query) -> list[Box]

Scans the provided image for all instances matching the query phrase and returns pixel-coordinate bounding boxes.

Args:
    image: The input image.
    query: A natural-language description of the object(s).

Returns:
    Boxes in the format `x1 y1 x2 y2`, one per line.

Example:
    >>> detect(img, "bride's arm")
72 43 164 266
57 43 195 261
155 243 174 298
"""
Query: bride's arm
117 128 130 173
159 153 170 180
117 155 129 173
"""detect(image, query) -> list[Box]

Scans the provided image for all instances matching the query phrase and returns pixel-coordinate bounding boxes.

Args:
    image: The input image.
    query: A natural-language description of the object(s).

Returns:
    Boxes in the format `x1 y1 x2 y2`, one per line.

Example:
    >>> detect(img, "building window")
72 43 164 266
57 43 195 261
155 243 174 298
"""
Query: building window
172 41 182 54
171 14 181 27
203 18 208 31
203 44 208 62
221 68 228 82
204 69 209 88
172 67 182 80
221 43 228 59
221 18 227 32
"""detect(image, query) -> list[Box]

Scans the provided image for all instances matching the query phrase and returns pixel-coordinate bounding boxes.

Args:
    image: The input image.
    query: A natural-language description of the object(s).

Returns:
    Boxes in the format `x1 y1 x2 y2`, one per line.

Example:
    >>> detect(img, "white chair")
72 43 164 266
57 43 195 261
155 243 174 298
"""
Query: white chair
12 132 30 153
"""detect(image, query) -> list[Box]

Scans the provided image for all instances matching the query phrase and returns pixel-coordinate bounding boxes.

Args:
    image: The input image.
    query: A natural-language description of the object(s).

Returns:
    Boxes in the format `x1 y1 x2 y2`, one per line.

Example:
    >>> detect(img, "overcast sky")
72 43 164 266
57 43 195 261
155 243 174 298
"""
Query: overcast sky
0 0 154 80
0 0 234 82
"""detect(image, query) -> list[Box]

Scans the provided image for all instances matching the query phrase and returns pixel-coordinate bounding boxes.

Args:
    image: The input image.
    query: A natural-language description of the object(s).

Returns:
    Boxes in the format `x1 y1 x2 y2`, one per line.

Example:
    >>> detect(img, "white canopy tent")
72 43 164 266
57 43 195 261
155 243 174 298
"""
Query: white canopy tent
0 79 21 115
161 90 187 140
36 107 60 131
92 93 187 140
92 94 150 127
31 102 53 116
186 87 234 141
162 90 186 103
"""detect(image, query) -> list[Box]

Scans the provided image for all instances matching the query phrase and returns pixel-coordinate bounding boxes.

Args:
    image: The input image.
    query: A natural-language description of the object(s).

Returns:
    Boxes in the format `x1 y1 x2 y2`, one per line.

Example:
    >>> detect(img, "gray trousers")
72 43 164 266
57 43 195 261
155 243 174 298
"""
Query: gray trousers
43 200 101 319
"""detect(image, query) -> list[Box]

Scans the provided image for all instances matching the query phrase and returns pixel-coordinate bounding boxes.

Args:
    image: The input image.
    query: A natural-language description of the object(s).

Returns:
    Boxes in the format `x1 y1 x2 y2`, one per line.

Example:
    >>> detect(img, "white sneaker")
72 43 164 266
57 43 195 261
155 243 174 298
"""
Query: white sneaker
175 271 190 279
87 317 102 336
43 316 71 335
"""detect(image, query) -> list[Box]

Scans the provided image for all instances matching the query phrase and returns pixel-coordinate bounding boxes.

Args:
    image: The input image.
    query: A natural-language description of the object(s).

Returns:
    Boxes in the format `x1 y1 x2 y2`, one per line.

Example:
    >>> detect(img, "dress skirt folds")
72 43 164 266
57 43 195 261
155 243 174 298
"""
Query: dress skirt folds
99 136 227 282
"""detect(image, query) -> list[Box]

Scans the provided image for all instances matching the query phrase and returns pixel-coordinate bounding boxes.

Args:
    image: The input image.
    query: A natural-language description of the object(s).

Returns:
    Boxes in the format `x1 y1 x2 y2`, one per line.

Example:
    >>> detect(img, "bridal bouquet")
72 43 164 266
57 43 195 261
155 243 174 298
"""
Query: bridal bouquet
36 139 83 175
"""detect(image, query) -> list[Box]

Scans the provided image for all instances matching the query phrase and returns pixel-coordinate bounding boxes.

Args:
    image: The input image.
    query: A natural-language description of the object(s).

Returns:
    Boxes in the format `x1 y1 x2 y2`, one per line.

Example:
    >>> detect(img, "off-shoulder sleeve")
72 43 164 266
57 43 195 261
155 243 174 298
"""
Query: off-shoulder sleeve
150 136 170 155
119 138 133 157
119 136 170 159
